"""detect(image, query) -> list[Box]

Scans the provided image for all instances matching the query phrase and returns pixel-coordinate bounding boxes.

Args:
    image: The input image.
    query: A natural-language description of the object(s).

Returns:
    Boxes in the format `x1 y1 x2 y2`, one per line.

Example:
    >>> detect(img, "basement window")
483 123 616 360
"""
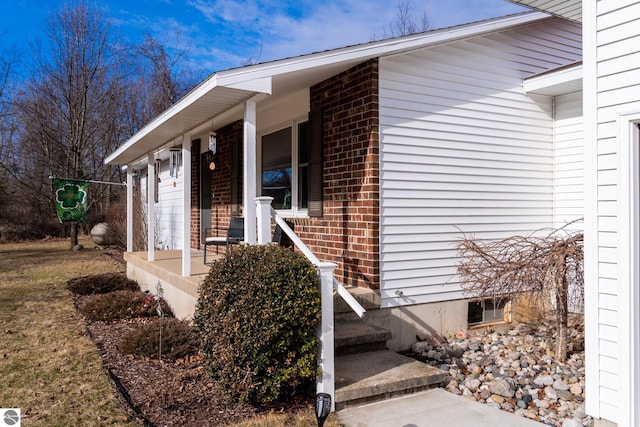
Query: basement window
468 299 511 326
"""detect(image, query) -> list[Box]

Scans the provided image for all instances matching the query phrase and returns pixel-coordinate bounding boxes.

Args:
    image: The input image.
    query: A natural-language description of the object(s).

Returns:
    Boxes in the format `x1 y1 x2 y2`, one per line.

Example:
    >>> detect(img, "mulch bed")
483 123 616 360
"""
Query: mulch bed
85 319 260 427
71 253 315 426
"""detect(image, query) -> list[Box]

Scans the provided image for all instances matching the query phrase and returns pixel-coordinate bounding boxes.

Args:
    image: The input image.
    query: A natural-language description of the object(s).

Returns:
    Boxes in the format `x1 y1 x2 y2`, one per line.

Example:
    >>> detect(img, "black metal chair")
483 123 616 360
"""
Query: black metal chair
204 217 244 264
272 220 294 248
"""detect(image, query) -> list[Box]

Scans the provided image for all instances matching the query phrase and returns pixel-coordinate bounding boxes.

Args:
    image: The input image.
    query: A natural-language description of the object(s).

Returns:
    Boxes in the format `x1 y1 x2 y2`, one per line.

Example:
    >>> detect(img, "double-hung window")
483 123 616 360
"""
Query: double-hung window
260 119 309 215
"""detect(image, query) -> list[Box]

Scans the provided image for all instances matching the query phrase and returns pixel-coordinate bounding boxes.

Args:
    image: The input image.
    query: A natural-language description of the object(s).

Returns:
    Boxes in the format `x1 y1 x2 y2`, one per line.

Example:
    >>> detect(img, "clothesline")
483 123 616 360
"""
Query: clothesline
49 176 126 186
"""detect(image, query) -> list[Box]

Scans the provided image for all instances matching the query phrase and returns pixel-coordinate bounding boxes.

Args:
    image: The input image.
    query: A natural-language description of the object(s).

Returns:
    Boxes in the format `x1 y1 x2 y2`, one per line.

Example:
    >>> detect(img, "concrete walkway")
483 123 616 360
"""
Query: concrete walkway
337 388 547 427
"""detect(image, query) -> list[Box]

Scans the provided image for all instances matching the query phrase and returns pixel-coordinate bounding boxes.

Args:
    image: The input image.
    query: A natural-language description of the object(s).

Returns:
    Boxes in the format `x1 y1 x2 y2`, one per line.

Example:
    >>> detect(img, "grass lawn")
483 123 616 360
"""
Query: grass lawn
0 237 340 426
0 237 134 425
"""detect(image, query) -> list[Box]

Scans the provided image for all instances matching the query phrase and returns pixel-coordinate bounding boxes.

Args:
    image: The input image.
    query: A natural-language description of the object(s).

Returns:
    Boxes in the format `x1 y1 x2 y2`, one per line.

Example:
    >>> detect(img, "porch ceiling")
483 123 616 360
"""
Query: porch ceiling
507 0 582 22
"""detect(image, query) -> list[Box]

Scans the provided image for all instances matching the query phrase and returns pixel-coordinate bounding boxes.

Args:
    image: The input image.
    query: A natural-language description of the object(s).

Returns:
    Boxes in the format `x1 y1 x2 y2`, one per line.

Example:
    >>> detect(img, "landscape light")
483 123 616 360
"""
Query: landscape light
315 393 331 427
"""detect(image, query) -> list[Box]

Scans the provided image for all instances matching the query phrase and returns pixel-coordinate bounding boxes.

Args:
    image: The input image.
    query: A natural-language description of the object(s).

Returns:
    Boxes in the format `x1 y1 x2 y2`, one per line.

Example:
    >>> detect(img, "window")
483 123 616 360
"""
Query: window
261 120 310 213
467 299 511 326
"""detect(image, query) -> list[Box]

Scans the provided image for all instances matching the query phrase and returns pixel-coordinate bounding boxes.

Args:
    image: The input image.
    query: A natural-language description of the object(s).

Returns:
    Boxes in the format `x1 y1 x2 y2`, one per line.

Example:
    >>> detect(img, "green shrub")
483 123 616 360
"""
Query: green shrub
80 290 173 321
119 318 199 361
67 273 139 295
194 245 321 405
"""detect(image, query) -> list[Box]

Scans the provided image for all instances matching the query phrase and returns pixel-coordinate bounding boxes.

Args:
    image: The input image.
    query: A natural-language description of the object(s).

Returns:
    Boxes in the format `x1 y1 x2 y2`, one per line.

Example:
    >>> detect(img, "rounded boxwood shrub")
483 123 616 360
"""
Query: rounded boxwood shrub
194 244 321 405
80 290 173 321
67 272 139 295
119 318 199 361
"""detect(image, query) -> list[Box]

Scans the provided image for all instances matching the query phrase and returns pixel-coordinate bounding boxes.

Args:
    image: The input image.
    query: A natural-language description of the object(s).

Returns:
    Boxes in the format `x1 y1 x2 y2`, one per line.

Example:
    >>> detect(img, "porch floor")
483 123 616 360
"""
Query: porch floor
125 249 222 298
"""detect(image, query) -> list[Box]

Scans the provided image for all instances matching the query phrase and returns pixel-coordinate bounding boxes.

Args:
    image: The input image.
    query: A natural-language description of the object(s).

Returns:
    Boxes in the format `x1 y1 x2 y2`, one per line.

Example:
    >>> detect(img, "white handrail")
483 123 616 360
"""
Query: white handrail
271 208 366 318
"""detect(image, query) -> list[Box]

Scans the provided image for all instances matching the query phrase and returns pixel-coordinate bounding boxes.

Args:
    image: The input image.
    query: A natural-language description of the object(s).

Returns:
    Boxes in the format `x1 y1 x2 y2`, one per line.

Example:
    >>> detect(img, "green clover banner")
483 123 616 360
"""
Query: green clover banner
52 178 89 223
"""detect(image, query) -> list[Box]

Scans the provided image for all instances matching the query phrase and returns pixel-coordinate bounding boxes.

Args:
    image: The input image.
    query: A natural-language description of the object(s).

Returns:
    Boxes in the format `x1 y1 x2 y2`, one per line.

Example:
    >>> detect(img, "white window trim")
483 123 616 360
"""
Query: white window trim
257 115 309 218
617 110 640 427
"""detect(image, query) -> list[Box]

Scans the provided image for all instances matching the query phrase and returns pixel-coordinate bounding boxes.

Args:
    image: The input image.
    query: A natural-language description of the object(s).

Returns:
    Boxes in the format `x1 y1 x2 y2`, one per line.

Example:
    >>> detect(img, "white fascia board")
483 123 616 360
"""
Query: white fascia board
523 64 583 95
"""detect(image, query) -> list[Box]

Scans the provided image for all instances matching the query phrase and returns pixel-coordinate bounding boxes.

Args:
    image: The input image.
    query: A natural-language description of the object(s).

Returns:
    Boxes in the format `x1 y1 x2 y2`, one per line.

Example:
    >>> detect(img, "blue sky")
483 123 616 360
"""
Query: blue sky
0 0 529 77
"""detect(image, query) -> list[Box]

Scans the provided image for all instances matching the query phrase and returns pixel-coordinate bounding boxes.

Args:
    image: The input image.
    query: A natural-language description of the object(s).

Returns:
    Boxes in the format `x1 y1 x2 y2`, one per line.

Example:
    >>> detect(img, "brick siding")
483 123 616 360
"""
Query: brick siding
303 58 380 289
190 139 201 249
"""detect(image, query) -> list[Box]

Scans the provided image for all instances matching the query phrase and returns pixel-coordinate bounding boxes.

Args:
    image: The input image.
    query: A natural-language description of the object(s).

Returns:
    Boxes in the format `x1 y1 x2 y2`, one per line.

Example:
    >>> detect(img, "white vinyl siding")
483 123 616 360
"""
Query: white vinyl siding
155 158 184 250
379 18 582 308
553 91 583 230
591 1 640 422
135 160 184 251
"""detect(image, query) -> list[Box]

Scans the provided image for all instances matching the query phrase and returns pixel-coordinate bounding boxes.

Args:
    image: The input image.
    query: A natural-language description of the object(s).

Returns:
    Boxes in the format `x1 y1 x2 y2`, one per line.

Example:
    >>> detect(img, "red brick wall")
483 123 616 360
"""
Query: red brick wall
298 58 380 289
190 139 201 249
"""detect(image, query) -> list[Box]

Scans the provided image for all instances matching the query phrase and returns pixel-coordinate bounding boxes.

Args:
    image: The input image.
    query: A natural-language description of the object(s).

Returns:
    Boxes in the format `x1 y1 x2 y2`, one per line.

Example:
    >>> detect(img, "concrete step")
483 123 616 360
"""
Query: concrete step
334 286 381 322
335 350 445 410
335 320 391 356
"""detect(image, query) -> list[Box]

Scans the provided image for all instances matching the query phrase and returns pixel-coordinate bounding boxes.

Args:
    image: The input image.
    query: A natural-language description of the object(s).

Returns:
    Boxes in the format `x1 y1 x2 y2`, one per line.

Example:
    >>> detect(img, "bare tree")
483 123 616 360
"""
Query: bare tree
12 2 126 246
117 32 198 144
372 0 433 40
456 222 584 362
0 45 18 221
0 2 203 243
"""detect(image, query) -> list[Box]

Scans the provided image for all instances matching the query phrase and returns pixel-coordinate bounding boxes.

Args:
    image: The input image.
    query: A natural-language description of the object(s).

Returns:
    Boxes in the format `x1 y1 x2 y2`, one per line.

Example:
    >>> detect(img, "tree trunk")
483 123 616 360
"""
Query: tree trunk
555 255 569 362
70 222 79 248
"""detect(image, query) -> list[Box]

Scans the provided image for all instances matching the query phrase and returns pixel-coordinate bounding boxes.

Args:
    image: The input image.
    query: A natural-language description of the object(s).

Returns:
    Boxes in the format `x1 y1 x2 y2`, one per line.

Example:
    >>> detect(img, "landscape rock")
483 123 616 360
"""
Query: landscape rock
544 386 558 400
569 383 583 395
489 378 515 398
408 318 590 426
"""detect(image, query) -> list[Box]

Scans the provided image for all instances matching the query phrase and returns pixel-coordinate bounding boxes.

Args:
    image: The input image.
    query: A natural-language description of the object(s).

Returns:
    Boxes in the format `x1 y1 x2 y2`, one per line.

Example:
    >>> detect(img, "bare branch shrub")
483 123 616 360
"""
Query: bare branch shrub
456 221 584 361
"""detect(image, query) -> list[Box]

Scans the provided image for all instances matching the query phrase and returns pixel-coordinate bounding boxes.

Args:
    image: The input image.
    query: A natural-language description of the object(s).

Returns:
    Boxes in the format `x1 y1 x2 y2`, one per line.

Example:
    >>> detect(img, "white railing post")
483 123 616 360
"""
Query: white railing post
317 261 336 411
255 197 273 244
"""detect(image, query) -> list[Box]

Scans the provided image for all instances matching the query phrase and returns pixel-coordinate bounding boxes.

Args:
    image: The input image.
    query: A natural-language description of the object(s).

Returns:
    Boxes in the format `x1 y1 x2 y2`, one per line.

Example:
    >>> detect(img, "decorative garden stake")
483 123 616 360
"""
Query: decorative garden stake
155 281 165 360
315 393 331 427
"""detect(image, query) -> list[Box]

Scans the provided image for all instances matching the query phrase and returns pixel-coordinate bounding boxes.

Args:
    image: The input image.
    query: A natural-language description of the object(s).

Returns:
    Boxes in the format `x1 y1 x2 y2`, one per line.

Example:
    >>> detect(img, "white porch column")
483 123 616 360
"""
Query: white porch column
255 196 273 244
181 135 192 276
126 166 134 252
243 97 258 244
317 262 336 412
147 152 156 262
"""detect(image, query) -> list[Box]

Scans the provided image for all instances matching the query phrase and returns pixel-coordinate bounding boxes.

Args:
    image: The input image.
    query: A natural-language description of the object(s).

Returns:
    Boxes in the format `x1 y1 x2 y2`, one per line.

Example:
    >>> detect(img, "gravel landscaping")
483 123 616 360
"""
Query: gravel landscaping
407 316 591 427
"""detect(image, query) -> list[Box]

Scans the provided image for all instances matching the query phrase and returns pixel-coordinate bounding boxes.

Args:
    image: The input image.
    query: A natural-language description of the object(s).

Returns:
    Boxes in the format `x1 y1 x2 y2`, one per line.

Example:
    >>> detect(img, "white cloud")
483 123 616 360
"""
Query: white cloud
123 0 531 75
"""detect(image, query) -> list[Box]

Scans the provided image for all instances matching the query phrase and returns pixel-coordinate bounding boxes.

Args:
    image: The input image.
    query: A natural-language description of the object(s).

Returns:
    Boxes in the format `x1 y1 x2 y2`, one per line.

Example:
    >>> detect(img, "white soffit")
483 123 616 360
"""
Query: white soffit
507 0 582 22
524 63 583 96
